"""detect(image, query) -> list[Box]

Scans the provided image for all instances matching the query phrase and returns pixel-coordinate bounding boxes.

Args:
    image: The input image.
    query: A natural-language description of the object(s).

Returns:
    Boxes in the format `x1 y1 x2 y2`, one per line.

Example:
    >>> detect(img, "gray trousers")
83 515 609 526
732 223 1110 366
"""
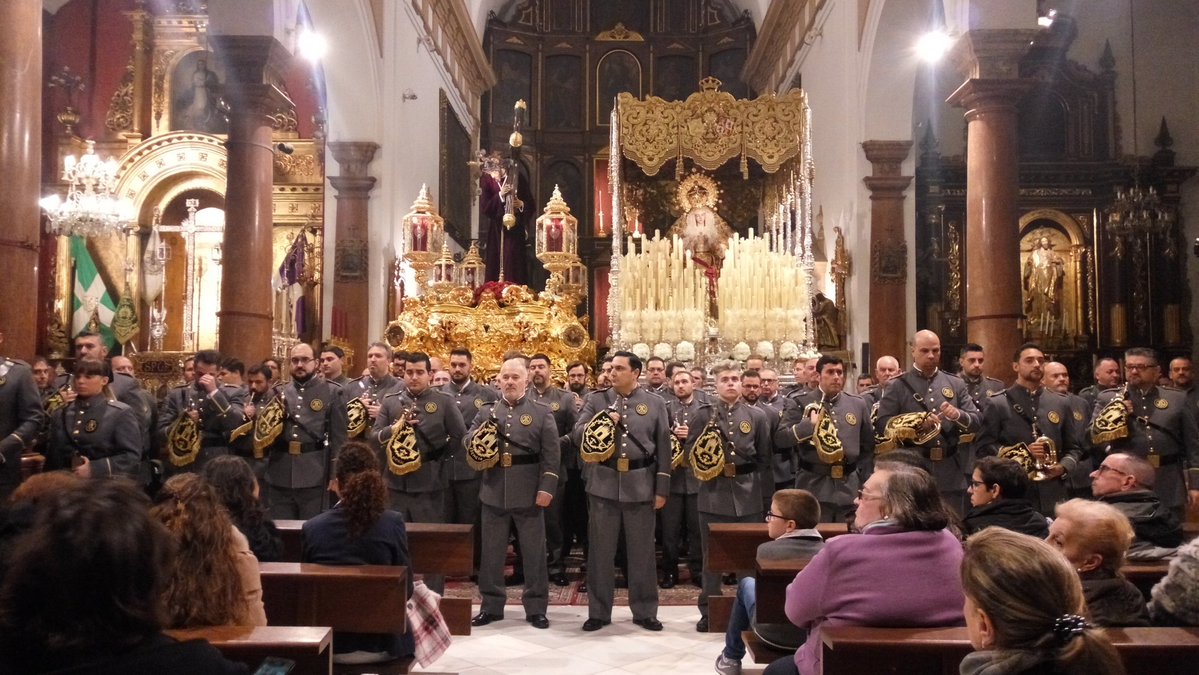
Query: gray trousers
268 485 325 520
389 488 448 594
698 510 763 616
661 492 701 577
587 494 658 622
447 478 483 571
479 502 548 616
543 472 569 573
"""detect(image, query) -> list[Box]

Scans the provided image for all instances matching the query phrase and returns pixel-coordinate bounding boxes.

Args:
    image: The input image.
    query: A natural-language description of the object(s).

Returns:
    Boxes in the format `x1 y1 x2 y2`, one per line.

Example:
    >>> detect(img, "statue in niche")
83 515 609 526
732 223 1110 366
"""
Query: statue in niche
172 53 226 133
668 172 733 269
1023 234 1066 339
812 291 844 351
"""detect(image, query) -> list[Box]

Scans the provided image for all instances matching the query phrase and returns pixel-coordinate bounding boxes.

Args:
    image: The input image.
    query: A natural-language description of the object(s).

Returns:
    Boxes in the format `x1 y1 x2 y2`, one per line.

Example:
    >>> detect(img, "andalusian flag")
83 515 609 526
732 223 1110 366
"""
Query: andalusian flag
71 236 117 348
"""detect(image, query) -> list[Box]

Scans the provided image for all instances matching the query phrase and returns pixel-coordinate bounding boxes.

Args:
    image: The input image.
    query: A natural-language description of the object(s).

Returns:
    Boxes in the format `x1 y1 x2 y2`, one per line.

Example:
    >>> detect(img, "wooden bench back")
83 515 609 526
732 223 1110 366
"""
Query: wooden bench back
165 625 332 675
259 562 408 634
706 522 847 572
275 521 474 576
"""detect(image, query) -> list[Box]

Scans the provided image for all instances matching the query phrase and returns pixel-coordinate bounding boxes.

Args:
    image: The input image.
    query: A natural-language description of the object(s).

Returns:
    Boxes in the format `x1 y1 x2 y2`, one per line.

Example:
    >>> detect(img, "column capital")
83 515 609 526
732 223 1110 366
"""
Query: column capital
329 141 380 178
328 175 378 197
947 79 1034 120
861 140 913 175
949 29 1038 80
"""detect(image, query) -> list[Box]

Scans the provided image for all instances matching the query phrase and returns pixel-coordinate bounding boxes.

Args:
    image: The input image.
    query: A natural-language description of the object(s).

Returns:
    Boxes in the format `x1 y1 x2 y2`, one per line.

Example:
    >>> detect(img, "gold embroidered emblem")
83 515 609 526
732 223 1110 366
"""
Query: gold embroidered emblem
475 398 484 409
739 420 751 434
309 399 323 412
85 419 98 432
551 401 561 411
1047 411 1061 424
845 413 858 426
941 387 955 399
520 414 533 426
1155 398 1169 410
636 403 649 415
1073 410 1084 422
425 402 438 413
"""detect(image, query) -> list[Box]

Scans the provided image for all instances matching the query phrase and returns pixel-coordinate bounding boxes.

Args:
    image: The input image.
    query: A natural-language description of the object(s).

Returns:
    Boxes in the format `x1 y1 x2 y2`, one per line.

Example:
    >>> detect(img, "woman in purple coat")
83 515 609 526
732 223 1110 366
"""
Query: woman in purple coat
766 462 967 675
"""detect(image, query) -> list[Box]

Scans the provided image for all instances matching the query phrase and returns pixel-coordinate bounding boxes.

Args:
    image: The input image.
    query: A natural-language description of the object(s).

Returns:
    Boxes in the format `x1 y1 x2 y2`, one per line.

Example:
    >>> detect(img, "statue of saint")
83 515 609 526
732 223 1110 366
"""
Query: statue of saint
668 173 733 269
812 292 844 350
1023 235 1066 338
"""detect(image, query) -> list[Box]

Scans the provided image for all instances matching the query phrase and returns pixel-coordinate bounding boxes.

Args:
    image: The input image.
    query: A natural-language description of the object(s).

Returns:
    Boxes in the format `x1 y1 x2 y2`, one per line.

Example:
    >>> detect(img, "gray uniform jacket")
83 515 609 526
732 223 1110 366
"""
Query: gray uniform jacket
441 379 498 481
775 389 874 507
349 374 403 401
464 395 560 510
572 386 672 503
1090 385 1199 510
875 369 981 488
373 387 466 493
962 376 1007 411
528 385 578 469
1062 392 1095 490
975 386 1085 473
46 395 141 478
264 376 347 490
665 395 704 496
158 383 247 449
690 399 772 517
0 359 45 486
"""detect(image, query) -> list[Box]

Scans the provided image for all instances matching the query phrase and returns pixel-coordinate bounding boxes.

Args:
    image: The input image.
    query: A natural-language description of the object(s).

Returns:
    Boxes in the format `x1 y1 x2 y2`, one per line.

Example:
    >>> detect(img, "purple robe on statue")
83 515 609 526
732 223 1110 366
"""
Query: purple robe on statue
480 172 530 284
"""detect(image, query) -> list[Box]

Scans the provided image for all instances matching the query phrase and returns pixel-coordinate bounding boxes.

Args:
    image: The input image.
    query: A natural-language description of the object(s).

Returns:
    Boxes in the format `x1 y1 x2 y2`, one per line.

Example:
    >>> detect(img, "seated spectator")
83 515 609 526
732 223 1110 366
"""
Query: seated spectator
202 455 283 562
1147 536 1199 626
765 462 966 675
963 457 1049 538
960 528 1125 675
1047 499 1148 626
150 474 267 627
1 472 83 583
302 441 415 664
0 479 247 674
715 489 825 675
1090 453 1182 557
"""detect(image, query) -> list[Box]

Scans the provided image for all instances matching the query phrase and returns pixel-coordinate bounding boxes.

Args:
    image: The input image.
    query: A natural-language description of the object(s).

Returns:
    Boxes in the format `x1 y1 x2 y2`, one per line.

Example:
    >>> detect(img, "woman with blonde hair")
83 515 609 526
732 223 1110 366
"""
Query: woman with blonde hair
1048 499 1148 626
150 473 266 627
960 528 1125 675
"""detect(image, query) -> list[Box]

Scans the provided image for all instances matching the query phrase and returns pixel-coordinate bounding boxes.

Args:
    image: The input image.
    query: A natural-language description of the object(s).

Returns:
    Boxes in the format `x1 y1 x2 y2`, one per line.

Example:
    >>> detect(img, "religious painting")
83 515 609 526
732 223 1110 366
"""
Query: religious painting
654 54 698 102
596 50 641 126
170 50 228 134
335 239 368 282
492 50 533 127
439 90 472 246
1019 210 1087 346
543 55 583 129
708 48 748 99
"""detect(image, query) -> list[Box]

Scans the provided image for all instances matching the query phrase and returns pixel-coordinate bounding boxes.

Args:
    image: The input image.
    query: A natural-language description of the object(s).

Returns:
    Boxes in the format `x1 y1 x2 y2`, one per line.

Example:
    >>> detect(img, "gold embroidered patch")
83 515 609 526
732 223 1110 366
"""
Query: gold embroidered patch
520 414 533 426
1073 410 1084 422
739 420 752 434
309 399 323 412
942 387 955 399
844 413 858 426
85 419 98 432
1047 411 1061 424
551 401 561 411
425 402 438 413
1155 398 1169 410
475 398 484 409
636 403 649 415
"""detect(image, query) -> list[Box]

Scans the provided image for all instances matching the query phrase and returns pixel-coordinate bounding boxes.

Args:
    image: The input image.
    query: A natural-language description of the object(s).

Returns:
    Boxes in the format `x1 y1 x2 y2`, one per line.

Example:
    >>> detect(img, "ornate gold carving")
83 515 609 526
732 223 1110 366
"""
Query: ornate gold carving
946 219 962 336
618 79 808 177
596 22 645 42
271 108 298 133
106 58 136 133
830 225 851 339
152 49 178 127
273 151 316 178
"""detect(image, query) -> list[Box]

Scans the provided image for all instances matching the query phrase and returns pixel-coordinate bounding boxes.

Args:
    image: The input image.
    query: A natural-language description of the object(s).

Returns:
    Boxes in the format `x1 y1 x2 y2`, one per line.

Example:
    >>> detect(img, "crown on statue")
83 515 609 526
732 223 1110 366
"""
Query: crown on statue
699 76 723 93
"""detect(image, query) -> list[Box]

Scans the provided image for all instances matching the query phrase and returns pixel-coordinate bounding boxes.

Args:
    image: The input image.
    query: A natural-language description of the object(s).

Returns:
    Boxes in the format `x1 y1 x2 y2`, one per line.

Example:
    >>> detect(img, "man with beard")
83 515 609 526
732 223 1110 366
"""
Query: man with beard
157 349 246 474
645 357 670 398
566 361 591 409
975 344 1084 515
1168 356 1199 413
958 343 1006 411
527 354 578 586
1044 361 1095 499
441 347 497 574
347 343 403 444
231 363 276 479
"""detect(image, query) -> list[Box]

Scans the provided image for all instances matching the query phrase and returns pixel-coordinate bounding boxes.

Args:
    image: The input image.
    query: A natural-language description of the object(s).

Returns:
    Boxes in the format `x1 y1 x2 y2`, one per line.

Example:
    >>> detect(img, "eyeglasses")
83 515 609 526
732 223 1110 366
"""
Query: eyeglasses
1124 363 1156 371
290 357 313 365
967 479 988 489
765 512 785 522
856 489 882 502
1095 464 1130 477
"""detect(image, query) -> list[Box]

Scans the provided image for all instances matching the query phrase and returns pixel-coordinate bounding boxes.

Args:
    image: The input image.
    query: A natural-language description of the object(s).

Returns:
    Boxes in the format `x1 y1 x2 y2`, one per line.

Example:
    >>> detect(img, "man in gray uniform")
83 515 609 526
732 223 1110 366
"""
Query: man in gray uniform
775 354 873 524
0 333 46 500
372 351 465 594
527 353 578 586
573 351 671 633
1090 347 1199 517
44 359 140 479
466 356 560 629
1080 357 1121 411
644 356 671 398
694 361 772 632
958 343 1006 410
263 343 347 519
319 344 351 387
875 329 981 515
974 344 1085 516
157 349 247 473
347 342 403 432
1044 360 1096 499
661 368 704 589
860 355 901 409
1168 356 1199 414
441 347 496 574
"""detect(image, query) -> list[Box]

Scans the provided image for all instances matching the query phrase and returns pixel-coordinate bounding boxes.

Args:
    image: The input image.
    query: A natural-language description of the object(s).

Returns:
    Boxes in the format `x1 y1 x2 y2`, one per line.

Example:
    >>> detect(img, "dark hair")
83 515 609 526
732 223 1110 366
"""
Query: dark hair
566 360 586 374
530 353 551 366
665 361 685 378
974 456 1031 499
960 343 984 358
405 351 431 371
193 349 222 368
1123 347 1158 367
1013 342 1044 363
741 369 761 380
0 480 172 657
1093 357 1119 372
772 489 820 529
336 442 387 539
450 348 473 361
815 354 844 373
73 359 109 378
202 455 269 540
601 355 614 364
875 449 934 475
879 466 953 532
613 350 642 374
221 358 245 376
392 350 410 362
31 355 50 368
320 344 345 359
248 364 271 379
646 356 665 367
74 330 102 344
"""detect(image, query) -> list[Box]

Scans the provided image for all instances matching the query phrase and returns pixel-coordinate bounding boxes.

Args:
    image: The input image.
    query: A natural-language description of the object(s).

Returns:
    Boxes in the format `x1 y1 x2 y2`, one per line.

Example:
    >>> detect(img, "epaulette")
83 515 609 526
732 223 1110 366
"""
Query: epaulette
985 376 1004 384
326 378 344 389
1160 384 1182 392
842 391 864 400
107 399 131 410
381 391 403 400
529 398 552 410
988 390 1006 398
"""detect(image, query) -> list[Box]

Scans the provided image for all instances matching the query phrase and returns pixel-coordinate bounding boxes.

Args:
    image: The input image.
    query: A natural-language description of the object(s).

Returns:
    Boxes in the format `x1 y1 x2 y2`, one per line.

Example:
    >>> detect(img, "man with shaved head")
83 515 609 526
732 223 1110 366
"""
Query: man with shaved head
875 330 981 514
1044 361 1095 498
1091 452 1183 553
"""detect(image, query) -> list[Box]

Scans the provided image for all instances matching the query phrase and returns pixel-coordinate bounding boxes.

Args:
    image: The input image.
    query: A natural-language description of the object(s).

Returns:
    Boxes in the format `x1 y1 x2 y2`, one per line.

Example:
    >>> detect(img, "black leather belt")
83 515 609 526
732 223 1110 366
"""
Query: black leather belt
501 453 540 467
422 445 449 463
725 460 759 476
604 455 655 472
796 459 857 477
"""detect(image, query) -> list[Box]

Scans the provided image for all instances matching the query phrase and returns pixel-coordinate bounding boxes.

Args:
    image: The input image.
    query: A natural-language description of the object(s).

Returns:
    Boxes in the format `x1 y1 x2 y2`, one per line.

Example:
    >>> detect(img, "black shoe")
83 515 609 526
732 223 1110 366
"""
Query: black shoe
550 572 569 587
505 573 525 586
578 580 588 593
634 617 664 632
696 616 710 632
722 573 737 586
582 618 610 632
527 613 550 629
471 611 504 627
658 573 677 589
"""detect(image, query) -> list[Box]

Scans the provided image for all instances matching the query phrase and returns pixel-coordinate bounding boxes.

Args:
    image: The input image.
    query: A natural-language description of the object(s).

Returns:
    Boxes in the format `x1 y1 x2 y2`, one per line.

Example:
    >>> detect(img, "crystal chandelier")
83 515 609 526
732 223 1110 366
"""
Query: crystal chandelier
1105 182 1176 258
40 140 133 238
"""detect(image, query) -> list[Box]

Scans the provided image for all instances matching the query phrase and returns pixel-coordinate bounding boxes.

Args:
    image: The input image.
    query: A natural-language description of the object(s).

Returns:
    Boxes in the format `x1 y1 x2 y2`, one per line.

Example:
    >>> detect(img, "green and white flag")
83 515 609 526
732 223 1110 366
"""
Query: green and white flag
71 236 117 348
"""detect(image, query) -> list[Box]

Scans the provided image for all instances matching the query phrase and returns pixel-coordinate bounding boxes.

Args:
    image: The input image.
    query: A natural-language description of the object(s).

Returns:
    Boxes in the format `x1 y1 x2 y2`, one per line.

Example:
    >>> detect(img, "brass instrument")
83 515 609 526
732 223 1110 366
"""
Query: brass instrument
467 415 501 471
998 423 1058 482
689 415 726 481
877 411 940 453
43 376 72 416
580 407 618 463
805 394 845 466
252 396 285 459
1091 383 1130 445
385 402 421 476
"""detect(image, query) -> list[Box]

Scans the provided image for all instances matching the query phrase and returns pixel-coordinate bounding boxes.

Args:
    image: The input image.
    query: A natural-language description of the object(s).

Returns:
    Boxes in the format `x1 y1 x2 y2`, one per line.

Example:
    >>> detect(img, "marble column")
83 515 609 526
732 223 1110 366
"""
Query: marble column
0 0 41 359
328 142 379 361
862 140 913 366
213 36 292 360
948 30 1035 380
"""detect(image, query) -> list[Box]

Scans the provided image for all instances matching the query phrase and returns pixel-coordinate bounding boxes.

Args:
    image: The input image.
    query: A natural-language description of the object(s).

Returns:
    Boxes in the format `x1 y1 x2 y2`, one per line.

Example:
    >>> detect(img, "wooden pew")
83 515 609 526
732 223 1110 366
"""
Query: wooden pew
703 523 846 632
821 626 1199 675
166 625 332 675
1123 560 1172 600
274 521 474 635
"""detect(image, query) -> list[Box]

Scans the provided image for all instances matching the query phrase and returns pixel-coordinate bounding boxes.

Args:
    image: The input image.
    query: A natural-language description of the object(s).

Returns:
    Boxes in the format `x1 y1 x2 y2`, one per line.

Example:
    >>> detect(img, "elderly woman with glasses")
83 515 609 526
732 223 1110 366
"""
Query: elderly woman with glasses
761 461 966 675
